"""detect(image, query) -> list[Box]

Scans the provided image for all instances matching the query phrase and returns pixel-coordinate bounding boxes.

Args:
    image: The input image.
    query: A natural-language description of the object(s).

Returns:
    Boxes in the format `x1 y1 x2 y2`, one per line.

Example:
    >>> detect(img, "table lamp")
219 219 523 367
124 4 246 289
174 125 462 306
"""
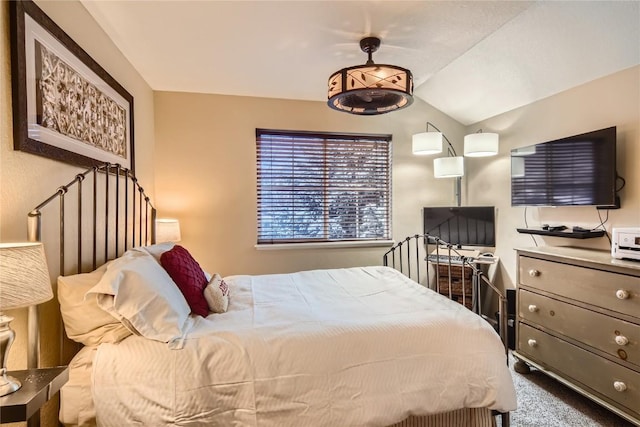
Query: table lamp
155 218 181 243
0 242 52 396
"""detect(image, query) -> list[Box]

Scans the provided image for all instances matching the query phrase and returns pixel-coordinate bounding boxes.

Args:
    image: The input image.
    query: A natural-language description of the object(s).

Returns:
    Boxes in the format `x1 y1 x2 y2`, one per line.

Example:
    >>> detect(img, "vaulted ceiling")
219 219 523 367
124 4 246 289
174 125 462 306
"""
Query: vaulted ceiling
81 1 640 125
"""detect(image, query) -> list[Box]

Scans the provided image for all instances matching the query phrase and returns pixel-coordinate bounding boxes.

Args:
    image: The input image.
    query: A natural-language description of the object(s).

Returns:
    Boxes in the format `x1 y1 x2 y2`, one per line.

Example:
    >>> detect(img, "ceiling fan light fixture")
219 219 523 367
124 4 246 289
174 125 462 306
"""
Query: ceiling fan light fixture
328 37 413 115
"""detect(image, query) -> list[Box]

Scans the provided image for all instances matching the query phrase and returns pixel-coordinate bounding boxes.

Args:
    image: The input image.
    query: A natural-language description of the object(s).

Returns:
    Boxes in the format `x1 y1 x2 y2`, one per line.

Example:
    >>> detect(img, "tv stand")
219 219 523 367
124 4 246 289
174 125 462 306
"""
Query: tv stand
517 228 605 239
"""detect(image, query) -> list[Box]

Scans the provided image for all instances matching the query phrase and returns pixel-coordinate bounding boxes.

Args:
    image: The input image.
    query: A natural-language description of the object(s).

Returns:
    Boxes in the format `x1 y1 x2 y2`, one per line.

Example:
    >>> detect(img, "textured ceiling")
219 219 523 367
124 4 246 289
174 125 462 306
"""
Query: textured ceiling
80 1 640 125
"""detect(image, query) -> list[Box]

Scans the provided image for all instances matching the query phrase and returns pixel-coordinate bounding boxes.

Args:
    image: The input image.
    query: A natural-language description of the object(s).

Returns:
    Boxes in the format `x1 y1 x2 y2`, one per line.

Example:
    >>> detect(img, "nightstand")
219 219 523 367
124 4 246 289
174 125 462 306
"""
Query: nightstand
0 366 68 424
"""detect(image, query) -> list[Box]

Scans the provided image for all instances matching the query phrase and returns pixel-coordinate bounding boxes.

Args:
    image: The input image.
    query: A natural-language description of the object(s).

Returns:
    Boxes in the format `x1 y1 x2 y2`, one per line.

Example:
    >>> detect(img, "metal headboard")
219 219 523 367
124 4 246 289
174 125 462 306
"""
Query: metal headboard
26 163 156 368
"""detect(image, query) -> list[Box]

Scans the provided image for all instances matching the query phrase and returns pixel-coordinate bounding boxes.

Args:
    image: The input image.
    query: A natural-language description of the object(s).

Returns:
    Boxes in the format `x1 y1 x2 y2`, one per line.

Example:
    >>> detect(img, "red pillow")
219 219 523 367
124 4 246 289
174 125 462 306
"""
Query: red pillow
160 245 209 317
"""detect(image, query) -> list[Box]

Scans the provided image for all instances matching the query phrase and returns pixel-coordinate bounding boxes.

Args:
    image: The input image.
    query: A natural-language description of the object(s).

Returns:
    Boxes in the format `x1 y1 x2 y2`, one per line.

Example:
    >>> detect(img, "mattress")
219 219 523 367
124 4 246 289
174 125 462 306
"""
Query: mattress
65 266 516 426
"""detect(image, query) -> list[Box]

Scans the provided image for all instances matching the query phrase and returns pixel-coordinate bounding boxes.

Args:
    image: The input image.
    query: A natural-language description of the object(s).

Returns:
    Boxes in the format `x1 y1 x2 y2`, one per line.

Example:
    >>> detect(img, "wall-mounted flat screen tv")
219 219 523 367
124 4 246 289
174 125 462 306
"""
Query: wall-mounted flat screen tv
423 206 496 247
510 127 617 207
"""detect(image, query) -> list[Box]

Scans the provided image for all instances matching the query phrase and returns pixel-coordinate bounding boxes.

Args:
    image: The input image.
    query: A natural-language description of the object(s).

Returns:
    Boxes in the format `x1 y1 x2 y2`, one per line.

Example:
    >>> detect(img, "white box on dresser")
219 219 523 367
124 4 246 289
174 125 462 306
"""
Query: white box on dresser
513 246 640 426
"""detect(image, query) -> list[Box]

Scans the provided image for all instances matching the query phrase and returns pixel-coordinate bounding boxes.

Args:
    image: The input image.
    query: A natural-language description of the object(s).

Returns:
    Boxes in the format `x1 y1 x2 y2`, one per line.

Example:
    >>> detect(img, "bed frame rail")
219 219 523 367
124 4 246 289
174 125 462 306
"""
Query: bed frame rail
26 164 156 368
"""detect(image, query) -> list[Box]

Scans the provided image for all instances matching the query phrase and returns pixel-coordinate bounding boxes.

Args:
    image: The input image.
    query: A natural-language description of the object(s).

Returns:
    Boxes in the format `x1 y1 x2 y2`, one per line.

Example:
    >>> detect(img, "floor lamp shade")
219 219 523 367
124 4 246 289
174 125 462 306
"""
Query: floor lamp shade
434 156 464 178
0 242 52 396
155 219 181 243
412 132 443 155
464 132 499 157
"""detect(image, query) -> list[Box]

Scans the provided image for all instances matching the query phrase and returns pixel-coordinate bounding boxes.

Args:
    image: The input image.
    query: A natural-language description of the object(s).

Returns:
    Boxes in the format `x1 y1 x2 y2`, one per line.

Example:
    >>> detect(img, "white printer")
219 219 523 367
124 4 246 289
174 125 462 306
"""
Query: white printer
611 227 640 261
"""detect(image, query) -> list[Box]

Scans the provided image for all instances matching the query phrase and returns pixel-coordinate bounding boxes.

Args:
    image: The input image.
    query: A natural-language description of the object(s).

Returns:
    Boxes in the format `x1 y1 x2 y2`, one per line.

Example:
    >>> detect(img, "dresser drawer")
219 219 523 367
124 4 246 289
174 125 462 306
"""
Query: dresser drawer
519 289 640 368
519 256 640 318
518 323 640 417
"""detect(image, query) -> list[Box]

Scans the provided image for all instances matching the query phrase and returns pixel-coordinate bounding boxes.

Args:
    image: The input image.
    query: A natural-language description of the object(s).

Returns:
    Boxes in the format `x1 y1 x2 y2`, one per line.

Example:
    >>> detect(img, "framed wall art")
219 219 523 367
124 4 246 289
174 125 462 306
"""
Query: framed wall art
10 0 135 172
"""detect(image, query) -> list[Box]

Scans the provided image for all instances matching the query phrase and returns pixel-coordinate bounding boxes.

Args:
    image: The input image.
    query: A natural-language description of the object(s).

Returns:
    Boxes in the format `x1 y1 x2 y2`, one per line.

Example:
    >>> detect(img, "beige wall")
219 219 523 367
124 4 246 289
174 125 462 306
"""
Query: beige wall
156 66 640 294
2 1 638 423
154 92 464 277
466 65 640 289
1 3 154 423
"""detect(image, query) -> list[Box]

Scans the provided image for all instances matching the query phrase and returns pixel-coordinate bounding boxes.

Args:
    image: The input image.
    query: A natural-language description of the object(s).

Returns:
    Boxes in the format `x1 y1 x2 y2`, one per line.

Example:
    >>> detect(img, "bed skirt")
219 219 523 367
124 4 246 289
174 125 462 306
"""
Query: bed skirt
64 408 495 427
389 408 495 427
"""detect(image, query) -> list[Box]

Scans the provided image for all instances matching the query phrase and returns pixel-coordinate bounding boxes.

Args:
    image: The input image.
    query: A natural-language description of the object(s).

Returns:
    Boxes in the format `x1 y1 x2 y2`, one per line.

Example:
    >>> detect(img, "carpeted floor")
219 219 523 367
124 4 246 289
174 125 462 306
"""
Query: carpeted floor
508 352 636 427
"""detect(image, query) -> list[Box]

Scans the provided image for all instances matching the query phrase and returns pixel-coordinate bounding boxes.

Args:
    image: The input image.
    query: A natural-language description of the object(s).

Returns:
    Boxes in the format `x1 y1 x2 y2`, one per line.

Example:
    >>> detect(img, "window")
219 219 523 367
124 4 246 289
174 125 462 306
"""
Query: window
256 129 392 244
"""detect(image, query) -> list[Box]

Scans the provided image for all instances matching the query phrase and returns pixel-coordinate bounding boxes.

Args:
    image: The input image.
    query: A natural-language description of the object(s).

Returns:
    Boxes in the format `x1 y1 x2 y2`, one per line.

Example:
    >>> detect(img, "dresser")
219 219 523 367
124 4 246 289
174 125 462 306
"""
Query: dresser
514 246 640 426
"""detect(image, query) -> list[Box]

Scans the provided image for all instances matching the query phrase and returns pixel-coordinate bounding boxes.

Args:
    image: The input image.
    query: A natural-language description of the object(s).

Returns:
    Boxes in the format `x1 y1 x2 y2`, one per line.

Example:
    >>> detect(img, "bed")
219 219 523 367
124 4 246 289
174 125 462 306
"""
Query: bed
27 165 516 427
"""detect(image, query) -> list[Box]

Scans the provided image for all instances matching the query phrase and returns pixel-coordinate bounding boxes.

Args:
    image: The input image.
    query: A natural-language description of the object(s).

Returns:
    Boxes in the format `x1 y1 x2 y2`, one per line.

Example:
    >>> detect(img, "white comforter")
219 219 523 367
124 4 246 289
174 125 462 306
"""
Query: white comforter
92 266 516 426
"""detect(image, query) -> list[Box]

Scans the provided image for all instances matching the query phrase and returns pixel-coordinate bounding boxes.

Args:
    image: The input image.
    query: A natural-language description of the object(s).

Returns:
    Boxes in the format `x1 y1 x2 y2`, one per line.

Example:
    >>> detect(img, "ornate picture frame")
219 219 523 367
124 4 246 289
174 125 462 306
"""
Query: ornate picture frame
10 0 135 172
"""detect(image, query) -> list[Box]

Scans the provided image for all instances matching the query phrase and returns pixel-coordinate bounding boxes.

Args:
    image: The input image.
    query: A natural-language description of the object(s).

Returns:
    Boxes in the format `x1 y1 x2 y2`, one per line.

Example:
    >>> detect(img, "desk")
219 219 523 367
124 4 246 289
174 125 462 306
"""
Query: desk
0 366 68 424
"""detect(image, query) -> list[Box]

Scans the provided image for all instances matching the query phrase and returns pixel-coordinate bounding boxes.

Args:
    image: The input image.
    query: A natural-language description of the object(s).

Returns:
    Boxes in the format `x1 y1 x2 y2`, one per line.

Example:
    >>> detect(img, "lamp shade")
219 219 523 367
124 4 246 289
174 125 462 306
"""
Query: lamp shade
328 64 413 115
0 242 52 310
434 156 464 178
156 219 181 243
412 132 443 155
464 132 499 157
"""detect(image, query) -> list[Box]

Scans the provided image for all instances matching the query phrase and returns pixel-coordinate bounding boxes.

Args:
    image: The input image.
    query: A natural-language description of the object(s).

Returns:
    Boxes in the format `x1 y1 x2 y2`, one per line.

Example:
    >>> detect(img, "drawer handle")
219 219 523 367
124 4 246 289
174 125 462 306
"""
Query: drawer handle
615 335 629 346
528 304 539 313
613 381 627 392
527 339 537 348
528 269 540 277
616 290 630 300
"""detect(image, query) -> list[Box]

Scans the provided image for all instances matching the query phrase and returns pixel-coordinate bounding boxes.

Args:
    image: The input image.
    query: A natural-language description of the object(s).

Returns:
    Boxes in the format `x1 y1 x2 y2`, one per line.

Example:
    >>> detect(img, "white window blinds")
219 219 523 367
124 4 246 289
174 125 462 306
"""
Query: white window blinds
256 129 392 244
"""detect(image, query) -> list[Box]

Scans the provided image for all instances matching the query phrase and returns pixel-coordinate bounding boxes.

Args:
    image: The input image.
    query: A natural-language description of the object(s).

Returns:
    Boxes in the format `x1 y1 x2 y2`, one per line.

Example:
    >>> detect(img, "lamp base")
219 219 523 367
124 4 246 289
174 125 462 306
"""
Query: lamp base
0 314 21 396
0 373 21 396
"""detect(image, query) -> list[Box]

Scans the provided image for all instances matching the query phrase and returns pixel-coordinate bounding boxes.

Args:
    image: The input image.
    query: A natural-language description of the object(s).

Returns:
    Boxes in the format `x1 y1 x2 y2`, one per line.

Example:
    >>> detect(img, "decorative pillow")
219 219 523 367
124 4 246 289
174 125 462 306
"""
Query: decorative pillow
204 274 229 313
87 250 194 349
160 245 209 317
58 262 132 346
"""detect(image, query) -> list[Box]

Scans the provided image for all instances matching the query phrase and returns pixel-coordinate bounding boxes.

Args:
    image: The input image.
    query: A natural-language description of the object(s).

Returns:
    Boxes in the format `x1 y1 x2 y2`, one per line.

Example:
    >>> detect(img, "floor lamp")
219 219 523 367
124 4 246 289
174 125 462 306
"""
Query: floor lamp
412 122 498 206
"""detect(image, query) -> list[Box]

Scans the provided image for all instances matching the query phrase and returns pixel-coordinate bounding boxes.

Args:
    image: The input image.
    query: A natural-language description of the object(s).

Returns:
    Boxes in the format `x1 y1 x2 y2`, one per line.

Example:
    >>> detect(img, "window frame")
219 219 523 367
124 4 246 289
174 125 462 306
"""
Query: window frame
255 129 393 247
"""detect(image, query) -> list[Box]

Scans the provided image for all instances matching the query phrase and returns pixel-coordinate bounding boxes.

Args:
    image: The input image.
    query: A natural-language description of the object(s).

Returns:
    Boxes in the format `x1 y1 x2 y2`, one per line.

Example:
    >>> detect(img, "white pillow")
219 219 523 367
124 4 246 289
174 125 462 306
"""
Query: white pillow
136 242 175 263
203 273 229 313
87 250 194 349
58 262 132 346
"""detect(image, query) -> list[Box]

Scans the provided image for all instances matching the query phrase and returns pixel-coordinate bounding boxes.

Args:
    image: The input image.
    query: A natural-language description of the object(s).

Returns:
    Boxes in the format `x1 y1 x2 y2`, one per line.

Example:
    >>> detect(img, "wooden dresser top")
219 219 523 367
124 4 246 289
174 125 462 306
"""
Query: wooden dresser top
515 246 640 275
